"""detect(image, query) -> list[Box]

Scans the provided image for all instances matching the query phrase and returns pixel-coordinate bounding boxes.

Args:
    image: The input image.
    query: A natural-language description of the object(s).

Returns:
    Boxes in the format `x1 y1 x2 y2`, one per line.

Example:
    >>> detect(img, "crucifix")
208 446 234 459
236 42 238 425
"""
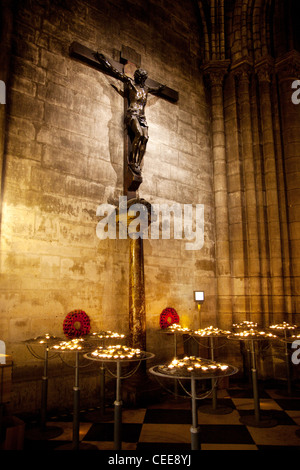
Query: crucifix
69 42 178 354
70 42 178 197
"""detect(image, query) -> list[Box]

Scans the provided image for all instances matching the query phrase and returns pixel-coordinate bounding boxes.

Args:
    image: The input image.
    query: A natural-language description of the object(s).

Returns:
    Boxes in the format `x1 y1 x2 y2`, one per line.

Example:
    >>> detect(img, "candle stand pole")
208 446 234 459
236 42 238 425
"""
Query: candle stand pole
239 339 277 428
197 336 232 415
24 339 63 440
114 360 122 450
190 375 200 450
55 348 98 451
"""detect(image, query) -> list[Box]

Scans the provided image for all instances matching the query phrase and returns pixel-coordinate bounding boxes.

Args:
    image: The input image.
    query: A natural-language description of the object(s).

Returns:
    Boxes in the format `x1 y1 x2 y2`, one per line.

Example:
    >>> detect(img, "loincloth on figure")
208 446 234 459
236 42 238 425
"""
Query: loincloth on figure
125 110 148 129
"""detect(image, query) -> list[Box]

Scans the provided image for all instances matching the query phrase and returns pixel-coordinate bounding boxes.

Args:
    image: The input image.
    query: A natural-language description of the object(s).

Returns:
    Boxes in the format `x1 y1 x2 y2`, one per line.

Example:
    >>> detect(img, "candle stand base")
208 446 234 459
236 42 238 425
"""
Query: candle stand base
239 414 277 428
25 425 63 440
190 426 201 450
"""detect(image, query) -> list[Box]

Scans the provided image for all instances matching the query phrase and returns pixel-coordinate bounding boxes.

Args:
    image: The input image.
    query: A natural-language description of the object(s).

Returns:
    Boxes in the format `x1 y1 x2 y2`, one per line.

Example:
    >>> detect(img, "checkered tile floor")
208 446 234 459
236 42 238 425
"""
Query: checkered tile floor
21 381 300 451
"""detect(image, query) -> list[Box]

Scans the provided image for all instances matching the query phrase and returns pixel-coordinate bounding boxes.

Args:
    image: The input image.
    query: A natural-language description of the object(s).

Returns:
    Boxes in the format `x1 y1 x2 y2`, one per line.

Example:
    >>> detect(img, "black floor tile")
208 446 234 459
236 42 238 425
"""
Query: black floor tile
199 424 255 444
238 409 297 425
273 399 300 410
143 408 192 424
83 423 142 442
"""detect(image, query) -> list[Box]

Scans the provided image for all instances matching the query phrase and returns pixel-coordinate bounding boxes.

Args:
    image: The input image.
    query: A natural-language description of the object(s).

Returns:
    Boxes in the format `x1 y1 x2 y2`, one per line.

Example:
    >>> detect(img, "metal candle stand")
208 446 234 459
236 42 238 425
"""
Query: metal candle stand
50 340 98 451
232 322 258 384
84 331 126 422
160 326 192 397
150 359 238 450
228 331 278 428
269 324 299 397
24 335 63 440
190 330 233 414
275 330 300 438
84 350 154 450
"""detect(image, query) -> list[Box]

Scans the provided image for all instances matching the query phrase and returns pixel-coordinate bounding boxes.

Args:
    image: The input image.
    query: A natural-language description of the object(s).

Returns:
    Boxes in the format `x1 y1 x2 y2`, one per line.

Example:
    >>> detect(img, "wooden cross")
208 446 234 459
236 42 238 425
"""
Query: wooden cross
70 41 178 199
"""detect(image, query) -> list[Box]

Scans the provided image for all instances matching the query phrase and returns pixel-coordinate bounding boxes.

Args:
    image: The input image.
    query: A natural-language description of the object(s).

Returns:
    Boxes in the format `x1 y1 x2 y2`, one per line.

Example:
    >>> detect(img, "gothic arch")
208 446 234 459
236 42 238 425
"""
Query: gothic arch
195 0 279 65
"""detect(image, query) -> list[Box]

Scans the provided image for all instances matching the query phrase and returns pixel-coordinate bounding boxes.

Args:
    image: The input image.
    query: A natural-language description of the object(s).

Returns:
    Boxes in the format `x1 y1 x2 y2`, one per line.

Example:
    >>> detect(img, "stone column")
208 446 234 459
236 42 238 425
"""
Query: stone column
250 75 270 323
223 72 247 323
255 57 286 323
276 51 300 318
233 61 262 324
203 61 232 329
271 76 293 320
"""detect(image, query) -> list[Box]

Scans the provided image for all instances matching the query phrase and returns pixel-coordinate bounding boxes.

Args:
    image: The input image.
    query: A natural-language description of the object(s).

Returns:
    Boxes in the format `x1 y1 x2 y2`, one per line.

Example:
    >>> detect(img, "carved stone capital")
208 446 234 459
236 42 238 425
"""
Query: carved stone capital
202 60 230 87
231 59 253 84
275 50 300 82
255 56 275 83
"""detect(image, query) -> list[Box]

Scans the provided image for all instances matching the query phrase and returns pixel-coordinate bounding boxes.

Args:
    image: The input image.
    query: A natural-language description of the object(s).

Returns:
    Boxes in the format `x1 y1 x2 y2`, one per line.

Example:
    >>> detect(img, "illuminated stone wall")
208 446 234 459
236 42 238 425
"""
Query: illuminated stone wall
0 0 215 411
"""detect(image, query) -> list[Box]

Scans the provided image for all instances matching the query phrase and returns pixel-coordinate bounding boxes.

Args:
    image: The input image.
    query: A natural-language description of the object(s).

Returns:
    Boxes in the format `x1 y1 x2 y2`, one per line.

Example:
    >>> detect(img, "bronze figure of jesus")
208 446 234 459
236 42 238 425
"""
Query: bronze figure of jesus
95 52 164 175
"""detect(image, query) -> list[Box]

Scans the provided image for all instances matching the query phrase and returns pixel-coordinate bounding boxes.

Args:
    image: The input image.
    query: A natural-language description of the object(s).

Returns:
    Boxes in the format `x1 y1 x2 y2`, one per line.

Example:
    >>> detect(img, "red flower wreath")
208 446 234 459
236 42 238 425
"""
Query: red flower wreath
159 307 179 329
63 310 91 338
